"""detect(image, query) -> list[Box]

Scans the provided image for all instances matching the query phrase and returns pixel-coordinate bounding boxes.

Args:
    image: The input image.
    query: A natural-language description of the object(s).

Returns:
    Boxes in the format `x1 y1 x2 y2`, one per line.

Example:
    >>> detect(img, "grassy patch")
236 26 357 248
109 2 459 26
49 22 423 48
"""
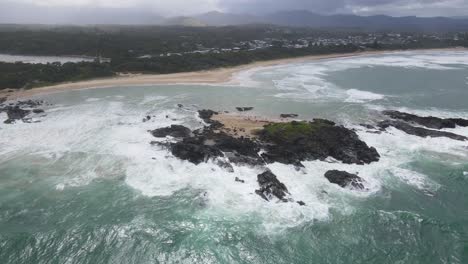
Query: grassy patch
260 120 334 141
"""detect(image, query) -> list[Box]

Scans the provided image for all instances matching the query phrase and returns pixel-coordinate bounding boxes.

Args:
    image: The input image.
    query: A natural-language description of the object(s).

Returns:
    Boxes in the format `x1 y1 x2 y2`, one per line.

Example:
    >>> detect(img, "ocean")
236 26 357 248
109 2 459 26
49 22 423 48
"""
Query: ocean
0 50 467 263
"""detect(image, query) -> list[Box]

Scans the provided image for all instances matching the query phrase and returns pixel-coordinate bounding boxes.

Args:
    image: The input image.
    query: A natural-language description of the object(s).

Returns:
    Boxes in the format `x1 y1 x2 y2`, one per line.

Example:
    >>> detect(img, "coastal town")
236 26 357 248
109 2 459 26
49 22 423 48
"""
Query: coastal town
139 32 467 58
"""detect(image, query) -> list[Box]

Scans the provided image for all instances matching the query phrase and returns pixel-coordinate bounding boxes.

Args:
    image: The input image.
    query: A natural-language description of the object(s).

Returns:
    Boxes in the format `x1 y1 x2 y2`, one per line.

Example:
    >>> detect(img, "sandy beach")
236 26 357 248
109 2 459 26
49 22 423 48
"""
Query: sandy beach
1 47 466 99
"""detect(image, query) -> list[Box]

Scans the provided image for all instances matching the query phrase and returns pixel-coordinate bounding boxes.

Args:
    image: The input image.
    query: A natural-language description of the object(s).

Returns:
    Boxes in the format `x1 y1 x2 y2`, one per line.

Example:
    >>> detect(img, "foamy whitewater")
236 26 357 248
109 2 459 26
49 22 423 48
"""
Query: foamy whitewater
0 50 467 263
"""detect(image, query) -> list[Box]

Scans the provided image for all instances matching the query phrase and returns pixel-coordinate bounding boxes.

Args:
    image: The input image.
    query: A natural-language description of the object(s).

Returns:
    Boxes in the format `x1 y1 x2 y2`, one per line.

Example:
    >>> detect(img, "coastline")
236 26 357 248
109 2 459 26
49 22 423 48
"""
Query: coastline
1 47 466 99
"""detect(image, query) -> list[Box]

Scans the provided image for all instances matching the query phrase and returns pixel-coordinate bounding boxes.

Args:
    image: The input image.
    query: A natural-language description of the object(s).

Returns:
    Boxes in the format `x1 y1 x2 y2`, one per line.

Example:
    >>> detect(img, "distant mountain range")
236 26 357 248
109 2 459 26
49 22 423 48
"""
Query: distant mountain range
2 5 468 31
161 10 468 31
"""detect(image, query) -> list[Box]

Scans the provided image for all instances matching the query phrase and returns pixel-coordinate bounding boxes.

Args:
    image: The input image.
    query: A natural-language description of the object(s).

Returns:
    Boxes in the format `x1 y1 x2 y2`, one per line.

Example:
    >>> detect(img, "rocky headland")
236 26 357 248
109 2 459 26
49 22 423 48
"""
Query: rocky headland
149 108 467 204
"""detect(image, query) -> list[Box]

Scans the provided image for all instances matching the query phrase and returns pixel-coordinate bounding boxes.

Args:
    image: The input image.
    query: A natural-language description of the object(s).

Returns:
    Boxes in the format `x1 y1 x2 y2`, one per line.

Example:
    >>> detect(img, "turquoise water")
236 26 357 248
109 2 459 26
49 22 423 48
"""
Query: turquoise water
0 50 467 263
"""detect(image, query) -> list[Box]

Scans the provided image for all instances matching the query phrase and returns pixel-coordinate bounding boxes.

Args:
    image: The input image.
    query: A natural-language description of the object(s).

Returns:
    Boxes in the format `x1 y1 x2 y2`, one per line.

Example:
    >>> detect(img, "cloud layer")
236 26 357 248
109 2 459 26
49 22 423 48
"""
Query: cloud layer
1 0 468 24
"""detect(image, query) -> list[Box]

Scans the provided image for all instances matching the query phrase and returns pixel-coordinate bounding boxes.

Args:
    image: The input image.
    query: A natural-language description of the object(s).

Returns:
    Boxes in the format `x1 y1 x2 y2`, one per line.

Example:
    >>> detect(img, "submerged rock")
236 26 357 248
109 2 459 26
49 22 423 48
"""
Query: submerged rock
258 120 380 165
235 177 245 183
383 110 468 129
378 120 467 141
360 123 377 130
217 160 234 173
280 114 299 118
32 109 45 114
142 115 151 122
255 170 289 202
151 125 192 138
236 107 254 112
324 170 365 189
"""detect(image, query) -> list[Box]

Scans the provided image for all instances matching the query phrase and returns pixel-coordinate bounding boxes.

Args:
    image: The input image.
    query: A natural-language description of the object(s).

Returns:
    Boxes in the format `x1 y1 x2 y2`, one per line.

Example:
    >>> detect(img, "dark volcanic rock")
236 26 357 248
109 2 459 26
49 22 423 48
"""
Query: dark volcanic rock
451 118 468 127
216 160 234 173
324 170 365 189
16 100 44 108
297 201 306 206
202 131 260 158
235 177 245 183
236 107 254 112
151 125 192 138
4 106 31 124
142 116 151 122
198 109 222 128
258 120 380 165
378 120 467 141
383 110 468 129
154 109 264 167
168 129 262 166
255 170 289 202
360 123 377 130
155 110 379 170
225 152 265 167
1 100 48 124
170 137 223 164
32 109 45 114
280 114 299 118
198 109 218 122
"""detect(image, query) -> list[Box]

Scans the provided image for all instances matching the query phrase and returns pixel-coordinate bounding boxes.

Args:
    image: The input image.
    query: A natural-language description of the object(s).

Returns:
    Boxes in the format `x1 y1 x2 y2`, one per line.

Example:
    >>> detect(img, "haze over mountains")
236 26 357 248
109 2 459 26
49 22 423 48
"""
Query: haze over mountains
1 4 468 32
166 11 468 31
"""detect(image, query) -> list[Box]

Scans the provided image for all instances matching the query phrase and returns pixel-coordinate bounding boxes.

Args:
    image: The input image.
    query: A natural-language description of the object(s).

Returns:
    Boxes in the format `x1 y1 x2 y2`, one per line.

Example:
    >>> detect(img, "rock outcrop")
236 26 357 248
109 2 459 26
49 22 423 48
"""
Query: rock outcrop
255 170 289 202
383 110 468 129
4 106 31 124
324 170 365 189
151 125 192 138
198 109 223 128
236 107 254 112
0 100 47 124
146 108 468 205
378 120 467 141
171 131 262 166
257 120 380 165
152 111 381 168
280 114 299 118
198 109 218 122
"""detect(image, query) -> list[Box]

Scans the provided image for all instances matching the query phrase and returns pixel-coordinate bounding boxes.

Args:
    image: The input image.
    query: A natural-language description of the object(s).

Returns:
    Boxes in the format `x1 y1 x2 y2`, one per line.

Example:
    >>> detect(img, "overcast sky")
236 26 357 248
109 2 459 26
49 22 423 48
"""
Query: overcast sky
1 0 468 24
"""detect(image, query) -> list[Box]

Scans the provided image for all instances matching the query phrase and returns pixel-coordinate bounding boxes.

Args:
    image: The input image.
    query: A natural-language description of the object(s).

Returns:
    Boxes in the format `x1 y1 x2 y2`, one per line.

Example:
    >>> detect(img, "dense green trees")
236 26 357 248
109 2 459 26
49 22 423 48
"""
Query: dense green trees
0 62 114 89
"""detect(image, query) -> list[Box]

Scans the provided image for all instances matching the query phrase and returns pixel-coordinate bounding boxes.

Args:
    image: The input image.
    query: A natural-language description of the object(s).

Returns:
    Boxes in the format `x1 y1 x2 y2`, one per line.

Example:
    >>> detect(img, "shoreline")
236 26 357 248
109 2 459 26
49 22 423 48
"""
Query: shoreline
1 47 466 99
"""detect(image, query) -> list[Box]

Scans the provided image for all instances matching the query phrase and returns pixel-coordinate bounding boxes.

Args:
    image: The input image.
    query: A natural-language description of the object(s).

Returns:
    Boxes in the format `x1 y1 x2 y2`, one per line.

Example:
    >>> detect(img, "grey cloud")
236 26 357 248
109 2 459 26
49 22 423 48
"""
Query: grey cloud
1 0 468 24
219 0 468 16
218 0 345 14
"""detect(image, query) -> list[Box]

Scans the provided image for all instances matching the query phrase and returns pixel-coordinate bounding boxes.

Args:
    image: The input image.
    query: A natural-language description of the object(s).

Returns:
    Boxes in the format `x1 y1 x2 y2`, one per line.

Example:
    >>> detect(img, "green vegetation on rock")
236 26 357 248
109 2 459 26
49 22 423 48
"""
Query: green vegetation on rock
260 120 335 142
